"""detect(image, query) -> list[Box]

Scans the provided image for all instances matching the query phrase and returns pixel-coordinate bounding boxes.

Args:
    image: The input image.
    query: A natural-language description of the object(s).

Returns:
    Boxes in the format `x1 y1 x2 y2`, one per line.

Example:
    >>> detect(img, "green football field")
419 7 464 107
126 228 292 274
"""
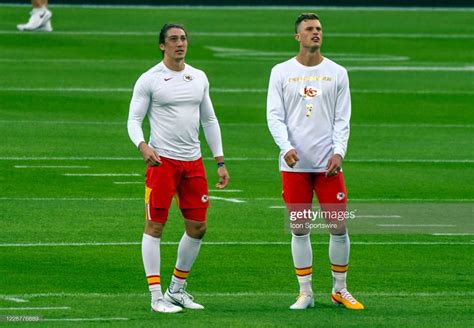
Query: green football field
0 4 473 327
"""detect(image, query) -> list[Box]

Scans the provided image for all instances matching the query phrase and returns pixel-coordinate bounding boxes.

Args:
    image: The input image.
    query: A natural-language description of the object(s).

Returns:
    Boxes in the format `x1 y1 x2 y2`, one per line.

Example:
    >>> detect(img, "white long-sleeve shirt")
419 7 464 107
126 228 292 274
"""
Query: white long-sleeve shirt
127 62 223 161
267 57 351 172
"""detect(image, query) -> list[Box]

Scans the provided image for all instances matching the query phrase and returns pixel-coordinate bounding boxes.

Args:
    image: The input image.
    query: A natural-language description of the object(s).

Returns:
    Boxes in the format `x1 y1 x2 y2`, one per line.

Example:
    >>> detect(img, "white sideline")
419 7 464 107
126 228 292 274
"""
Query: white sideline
0 241 471 247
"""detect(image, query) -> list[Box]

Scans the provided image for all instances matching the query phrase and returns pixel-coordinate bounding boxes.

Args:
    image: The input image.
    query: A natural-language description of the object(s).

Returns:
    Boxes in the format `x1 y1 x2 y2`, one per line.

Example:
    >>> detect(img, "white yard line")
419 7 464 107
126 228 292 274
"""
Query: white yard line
15 165 90 169
212 88 474 95
1 291 473 300
378 224 456 227
0 197 472 203
260 198 474 202
0 196 245 203
63 173 140 177
0 87 131 92
0 197 142 201
1 120 473 127
0 241 471 247
0 156 139 160
1 85 474 95
202 158 474 163
0 297 29 303
43 317 128 322
1 87 473 95
351 123 474 128
6 156 473 164
209 196 246 203
0 120 125 125
357 215 402 218
432 233 474 236
349 66 474 71
0 307 70 310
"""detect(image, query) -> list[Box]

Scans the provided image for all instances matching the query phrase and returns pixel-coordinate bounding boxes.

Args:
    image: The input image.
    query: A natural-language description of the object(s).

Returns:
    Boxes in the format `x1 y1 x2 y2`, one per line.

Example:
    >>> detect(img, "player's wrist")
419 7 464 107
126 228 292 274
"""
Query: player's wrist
138 141 147 150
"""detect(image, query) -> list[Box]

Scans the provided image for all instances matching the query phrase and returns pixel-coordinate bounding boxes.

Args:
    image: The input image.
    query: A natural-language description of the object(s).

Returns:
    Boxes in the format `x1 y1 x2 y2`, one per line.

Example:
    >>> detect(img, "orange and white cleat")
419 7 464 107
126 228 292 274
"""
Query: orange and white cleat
331 288 364 310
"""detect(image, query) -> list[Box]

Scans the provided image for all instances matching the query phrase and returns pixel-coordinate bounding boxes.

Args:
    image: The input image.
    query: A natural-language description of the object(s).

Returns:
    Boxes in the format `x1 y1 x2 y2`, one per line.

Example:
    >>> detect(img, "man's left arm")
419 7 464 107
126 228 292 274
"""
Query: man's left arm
327 69 351 177
200 79 229 189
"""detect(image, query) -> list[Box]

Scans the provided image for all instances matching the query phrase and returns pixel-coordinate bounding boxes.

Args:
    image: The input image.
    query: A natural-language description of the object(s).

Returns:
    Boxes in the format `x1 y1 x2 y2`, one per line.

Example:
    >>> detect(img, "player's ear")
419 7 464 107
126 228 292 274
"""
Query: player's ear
159 43 165 51
294 33 300 42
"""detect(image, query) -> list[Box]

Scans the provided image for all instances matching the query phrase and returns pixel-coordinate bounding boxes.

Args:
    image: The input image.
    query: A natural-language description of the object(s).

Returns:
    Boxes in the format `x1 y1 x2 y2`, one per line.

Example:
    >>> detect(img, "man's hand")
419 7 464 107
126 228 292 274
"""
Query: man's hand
138 142 162 167
326 154 343 177
216 166 230 189
284 149 299 168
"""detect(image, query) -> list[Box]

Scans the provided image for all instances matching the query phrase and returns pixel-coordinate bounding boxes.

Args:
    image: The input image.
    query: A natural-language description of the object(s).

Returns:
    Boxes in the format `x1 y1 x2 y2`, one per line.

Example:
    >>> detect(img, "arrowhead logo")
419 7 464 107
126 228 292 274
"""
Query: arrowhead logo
299 86 319 99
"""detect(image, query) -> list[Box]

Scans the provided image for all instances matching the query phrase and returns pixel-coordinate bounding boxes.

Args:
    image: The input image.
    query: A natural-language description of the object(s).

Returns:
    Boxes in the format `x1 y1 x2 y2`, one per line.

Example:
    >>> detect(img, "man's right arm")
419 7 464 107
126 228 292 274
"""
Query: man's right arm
266 67 298 167
127 75 161 166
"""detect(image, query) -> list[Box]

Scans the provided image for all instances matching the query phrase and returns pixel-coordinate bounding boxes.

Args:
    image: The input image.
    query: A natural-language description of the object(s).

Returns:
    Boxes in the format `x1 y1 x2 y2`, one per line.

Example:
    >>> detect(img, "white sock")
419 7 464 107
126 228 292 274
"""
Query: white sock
142 233 162 302
329 233 350 292
170 233 202 293
291 233 313 295
32 6 47 13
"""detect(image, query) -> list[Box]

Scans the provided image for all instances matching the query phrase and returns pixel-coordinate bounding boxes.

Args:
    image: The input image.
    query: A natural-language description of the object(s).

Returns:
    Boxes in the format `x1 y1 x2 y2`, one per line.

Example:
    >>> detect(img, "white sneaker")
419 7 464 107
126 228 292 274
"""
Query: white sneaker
151 297 183 313
290 292 315 310
17 8 52 31
36 20 53 32
164 285 204 310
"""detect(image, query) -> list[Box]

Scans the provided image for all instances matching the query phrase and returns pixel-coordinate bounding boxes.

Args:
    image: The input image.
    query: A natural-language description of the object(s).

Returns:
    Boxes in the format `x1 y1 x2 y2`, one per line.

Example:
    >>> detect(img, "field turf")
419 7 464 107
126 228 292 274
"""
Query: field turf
0 4 473 327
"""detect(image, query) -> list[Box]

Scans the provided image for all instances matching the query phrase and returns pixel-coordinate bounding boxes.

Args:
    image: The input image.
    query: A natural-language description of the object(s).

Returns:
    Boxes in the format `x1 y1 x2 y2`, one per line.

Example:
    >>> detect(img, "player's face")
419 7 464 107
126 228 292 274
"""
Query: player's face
295 19 323 50
160 28 188 60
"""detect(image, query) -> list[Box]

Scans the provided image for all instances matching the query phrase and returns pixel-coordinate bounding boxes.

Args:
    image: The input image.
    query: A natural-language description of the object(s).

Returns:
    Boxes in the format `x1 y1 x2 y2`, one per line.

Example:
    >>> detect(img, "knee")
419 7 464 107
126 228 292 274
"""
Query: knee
145 221 164 238
292 229 310 236
187 222 207 239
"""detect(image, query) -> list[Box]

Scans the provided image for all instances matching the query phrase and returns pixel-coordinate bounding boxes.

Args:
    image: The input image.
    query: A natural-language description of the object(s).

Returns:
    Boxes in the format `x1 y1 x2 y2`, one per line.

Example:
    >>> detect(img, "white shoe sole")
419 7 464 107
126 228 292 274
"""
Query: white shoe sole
151 301 183 313
290 298 315 310
164 291 204 310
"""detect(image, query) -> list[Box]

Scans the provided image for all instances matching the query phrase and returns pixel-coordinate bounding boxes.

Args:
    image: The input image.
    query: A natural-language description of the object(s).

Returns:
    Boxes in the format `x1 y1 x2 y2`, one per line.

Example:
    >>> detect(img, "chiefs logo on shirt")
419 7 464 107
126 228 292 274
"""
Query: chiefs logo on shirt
299 86 320 99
